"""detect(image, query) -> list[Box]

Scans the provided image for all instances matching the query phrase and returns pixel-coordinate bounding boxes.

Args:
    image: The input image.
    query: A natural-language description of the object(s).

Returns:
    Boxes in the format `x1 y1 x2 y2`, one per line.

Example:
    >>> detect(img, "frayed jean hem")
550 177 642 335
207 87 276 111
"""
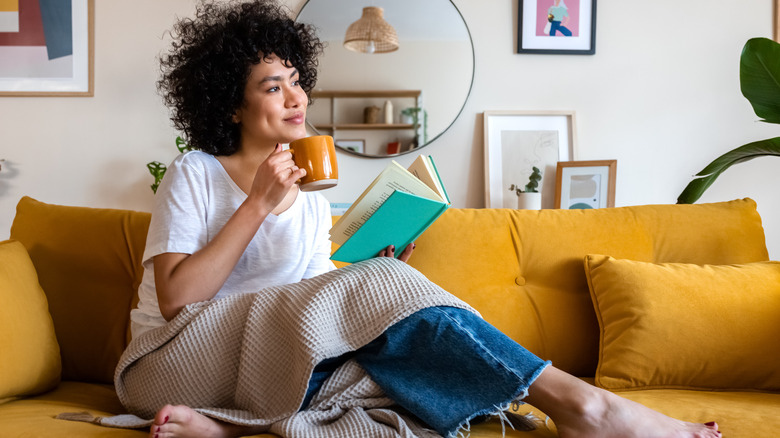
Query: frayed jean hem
446 360 551 438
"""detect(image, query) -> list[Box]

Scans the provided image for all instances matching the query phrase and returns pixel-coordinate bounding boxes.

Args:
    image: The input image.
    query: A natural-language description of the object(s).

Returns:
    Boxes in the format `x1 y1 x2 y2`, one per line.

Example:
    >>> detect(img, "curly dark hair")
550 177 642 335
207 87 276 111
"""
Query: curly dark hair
157 0 324 155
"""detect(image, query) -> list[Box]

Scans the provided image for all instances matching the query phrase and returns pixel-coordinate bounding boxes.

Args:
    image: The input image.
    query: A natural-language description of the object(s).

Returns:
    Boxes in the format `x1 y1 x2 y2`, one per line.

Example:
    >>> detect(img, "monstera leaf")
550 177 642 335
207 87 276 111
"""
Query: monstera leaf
740 38 780 124
678 38 780 204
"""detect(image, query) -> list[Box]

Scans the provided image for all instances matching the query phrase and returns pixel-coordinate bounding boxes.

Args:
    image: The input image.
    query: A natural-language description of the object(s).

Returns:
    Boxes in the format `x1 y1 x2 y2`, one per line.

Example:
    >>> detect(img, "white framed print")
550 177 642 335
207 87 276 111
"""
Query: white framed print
483 110 576 209
554 160 616 209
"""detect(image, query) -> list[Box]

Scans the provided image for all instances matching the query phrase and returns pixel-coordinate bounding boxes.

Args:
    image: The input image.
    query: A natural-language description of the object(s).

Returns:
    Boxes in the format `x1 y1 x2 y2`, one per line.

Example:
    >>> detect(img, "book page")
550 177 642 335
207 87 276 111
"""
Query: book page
407 155 449 203
330 161 441 245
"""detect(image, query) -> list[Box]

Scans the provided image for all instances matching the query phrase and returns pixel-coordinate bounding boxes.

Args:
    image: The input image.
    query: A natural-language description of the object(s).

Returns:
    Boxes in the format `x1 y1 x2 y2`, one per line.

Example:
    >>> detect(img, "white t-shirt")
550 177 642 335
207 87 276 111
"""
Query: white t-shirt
130 151 336 338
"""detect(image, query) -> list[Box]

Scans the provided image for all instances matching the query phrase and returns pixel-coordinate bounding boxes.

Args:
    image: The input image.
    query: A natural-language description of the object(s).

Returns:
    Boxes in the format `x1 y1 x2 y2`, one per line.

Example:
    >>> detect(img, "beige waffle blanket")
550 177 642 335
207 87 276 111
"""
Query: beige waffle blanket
108 258 476 437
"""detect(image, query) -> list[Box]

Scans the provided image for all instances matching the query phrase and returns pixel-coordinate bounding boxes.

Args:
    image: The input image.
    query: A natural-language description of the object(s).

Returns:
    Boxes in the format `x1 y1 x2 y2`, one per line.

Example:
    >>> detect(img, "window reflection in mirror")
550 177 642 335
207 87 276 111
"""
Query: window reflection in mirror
296 0 474 157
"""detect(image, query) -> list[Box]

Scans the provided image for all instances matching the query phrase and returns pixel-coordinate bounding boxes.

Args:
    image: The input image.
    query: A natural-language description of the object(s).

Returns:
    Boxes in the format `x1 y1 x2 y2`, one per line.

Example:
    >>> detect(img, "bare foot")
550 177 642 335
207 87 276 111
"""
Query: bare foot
555 388 721 438
526 366 721 438
149 405 265 438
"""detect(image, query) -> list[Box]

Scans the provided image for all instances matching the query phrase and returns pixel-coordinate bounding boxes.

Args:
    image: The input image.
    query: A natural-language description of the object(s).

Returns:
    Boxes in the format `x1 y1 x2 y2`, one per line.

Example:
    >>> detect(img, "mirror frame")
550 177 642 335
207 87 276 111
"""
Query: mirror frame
295 0 475 158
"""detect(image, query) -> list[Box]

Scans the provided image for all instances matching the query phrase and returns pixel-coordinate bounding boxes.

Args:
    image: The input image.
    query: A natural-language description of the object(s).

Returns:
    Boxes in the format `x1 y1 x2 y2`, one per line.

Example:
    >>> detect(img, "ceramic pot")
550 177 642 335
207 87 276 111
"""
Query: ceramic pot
517 192 542 210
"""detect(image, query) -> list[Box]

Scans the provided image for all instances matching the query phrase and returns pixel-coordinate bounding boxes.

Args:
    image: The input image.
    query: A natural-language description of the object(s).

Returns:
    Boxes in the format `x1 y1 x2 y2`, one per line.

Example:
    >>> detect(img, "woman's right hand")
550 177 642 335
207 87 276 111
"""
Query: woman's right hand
155 145 307 321
248 144 307 213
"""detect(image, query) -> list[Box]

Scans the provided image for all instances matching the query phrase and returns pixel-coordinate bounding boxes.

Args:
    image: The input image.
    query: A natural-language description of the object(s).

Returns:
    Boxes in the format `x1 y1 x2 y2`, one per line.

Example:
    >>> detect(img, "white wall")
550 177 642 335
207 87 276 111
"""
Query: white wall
2 0 779 258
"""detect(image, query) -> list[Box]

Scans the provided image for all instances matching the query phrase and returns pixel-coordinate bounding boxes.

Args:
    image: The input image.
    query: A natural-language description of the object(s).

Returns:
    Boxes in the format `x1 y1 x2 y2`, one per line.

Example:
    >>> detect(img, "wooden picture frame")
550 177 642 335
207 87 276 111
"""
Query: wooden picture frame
554 160 616 209
775 0 780 42
483 110 576 209
0 0 94 96
517 0 597 55
335 139 365 154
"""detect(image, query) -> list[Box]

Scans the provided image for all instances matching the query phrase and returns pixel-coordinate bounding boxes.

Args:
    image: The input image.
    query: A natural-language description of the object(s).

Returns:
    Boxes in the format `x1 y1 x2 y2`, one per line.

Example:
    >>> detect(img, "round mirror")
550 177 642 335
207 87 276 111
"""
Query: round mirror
296 0 474 158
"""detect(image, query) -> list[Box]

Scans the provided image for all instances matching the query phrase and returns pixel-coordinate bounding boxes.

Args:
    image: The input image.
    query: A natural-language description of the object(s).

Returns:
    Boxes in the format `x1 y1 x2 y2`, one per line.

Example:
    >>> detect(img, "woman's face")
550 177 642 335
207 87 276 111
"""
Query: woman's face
234 54 308 148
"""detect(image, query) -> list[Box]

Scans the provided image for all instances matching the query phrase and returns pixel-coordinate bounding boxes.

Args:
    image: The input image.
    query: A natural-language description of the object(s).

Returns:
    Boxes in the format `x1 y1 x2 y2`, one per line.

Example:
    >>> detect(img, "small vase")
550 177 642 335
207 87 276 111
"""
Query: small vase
517 192 542 210
383 100 393 124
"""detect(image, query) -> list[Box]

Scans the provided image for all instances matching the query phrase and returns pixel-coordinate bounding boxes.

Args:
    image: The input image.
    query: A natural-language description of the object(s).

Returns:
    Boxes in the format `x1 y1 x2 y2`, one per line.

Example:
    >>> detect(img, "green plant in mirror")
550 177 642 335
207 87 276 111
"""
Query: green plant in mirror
401 107 428 144
678 37 780 204
509 166 542 194
147 136 191 194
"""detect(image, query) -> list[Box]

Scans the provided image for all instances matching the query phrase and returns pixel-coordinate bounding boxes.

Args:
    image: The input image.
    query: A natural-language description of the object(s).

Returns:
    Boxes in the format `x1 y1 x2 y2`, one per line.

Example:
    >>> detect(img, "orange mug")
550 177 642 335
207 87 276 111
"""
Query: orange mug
288 135 338 191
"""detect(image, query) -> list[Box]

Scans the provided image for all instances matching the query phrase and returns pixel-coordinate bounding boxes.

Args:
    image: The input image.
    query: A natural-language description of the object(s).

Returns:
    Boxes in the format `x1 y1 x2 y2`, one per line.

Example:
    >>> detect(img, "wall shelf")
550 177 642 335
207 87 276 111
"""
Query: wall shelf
312 90 421 99
309 89 423 155
313 123 415 131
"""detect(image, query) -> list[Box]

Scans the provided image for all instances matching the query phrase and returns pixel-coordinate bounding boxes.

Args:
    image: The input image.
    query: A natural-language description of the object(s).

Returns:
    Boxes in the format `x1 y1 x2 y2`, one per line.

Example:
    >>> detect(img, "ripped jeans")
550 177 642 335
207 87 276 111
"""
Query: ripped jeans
302 306 551 437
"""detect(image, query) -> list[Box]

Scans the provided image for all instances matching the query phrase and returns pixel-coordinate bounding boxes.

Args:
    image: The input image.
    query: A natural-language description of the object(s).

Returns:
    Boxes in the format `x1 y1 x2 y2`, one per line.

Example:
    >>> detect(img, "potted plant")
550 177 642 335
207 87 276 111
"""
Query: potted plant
509 166 542 210
400 107 428 144
678 37 780 204
147 136 191 194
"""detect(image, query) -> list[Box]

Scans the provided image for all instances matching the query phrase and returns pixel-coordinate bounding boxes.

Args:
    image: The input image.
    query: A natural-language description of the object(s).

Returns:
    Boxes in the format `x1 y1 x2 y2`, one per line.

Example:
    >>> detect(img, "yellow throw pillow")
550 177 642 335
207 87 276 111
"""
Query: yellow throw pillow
0 240 61 398
584 254 780 391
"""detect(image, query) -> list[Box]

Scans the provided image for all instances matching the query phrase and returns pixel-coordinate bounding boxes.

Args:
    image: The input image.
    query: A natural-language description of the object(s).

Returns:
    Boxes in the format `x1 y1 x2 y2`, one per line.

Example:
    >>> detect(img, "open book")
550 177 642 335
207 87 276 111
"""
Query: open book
329 155 450 263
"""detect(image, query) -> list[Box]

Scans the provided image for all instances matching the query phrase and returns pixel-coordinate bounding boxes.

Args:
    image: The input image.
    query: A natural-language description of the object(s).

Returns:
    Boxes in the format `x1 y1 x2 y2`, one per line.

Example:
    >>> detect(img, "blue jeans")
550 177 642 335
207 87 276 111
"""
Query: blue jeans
550 21 572 36
302 306 550 437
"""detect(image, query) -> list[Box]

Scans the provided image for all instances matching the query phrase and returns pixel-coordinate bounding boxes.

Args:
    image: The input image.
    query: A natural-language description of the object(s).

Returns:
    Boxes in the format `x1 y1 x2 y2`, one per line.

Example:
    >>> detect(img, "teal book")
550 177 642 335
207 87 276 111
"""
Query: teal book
330 156 449 263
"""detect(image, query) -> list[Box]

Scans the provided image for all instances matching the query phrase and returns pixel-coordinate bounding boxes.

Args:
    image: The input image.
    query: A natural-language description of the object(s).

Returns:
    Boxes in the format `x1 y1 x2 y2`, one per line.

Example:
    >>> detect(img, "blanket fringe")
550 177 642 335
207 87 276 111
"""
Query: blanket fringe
56 411 153 429
502 411 539 432
56 411 103 424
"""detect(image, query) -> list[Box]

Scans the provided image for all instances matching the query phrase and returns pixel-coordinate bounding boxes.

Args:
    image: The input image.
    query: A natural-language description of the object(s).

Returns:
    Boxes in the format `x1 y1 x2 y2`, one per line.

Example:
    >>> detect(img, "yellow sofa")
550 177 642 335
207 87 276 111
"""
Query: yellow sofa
2 195 779 437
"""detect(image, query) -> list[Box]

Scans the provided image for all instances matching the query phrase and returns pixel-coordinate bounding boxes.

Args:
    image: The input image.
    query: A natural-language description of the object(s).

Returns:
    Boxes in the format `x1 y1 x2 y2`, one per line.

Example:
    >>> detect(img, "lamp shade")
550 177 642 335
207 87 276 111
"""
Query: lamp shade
343 7 399 54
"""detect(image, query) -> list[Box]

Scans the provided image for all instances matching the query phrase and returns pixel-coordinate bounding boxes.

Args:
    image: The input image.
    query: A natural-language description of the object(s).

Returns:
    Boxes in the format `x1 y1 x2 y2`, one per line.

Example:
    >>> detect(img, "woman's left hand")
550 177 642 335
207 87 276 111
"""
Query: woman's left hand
377 243 415 263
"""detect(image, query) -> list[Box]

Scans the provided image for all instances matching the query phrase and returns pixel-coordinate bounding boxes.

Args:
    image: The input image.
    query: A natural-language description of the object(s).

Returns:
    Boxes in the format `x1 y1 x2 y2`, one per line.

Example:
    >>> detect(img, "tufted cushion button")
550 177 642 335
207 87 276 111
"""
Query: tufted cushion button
515 276 526 286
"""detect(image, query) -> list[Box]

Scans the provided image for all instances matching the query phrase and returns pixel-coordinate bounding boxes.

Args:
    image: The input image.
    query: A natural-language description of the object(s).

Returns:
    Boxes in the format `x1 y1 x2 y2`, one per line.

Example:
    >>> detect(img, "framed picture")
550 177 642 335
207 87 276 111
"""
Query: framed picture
483 110 576 209
775 0 780 42
517 0 597 54
0 0 94 96
335 139 365 154
554 160 616 209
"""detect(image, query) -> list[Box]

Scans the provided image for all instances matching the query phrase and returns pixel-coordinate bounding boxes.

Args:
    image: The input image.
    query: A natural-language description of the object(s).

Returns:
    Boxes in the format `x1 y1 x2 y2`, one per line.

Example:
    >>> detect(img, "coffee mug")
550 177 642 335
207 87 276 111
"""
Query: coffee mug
288 135 338 191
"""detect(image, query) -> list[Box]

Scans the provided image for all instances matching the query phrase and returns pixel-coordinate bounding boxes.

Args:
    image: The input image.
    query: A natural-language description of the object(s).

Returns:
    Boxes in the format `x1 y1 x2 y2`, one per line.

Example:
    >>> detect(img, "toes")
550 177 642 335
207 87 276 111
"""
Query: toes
153 405 173 426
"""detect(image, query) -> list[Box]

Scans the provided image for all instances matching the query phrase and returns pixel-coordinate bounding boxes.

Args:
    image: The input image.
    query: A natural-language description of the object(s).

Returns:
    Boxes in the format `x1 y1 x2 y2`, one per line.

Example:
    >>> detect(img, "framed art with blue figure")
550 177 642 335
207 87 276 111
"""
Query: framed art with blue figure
517 0 597 54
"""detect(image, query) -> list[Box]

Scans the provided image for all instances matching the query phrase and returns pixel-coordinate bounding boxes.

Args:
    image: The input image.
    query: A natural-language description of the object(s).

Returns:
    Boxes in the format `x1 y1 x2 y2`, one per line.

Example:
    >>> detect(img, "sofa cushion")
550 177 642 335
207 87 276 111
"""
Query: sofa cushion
10 197 151 384
409 199 768 377
0 240 61 399
585 254 780 391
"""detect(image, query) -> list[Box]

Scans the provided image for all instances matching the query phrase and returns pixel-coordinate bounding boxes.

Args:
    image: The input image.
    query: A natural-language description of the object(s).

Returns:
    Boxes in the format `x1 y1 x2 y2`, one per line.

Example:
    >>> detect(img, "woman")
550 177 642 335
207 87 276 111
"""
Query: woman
125 1 722 437
547 0 573 37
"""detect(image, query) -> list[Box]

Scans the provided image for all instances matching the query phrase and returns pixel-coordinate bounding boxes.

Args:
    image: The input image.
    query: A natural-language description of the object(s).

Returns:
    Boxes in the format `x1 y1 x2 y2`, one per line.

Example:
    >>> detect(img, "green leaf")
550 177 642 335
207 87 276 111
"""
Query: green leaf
175 136 191 153
740 38 780 124
677 136 780 204
146 161 167 194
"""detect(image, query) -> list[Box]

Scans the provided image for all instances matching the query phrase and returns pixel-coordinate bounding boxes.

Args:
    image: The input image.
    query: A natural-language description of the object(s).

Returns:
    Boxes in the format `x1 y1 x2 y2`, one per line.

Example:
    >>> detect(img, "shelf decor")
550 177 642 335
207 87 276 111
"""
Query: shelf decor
0 0 94 96
517 0 596 55
335 139 365 154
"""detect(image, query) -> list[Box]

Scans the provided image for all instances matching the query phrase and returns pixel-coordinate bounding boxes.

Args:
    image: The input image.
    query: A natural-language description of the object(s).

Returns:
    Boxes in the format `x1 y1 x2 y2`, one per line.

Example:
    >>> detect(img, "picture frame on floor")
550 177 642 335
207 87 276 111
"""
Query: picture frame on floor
483 110 576 209
554 160 616 209
517 0 597 55
0 0 94 96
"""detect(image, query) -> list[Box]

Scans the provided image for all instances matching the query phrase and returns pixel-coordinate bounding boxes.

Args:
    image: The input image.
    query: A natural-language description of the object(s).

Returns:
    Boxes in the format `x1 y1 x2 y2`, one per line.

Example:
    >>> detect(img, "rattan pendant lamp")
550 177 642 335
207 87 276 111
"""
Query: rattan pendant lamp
343 6 399 54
